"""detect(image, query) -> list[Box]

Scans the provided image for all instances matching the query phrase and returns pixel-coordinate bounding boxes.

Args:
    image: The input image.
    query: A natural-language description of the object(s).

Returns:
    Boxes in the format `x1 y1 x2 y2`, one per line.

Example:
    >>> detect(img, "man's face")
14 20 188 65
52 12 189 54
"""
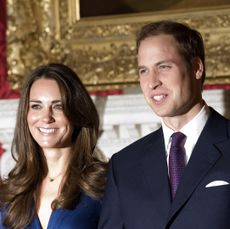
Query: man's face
137 34 202 121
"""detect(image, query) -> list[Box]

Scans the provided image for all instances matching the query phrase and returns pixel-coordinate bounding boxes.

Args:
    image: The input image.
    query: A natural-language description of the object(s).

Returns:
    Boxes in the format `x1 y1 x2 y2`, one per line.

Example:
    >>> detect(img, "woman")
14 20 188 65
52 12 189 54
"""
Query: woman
0 63 107 229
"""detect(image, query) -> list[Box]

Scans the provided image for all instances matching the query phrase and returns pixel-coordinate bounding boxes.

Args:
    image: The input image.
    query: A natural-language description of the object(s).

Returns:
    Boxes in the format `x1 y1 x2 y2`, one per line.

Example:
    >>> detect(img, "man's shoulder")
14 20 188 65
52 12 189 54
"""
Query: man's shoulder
208 107 230 125
111 127 162 162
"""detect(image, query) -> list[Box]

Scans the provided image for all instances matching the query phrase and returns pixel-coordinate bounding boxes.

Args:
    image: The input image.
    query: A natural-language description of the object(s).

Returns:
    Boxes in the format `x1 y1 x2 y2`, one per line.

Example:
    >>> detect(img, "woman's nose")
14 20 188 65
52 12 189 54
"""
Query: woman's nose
41 108 54 123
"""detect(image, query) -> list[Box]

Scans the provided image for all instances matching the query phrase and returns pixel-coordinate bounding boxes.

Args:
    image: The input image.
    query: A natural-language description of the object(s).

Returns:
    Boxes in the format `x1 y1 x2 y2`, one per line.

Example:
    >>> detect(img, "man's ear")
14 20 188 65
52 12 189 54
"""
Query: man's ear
193 57 203 80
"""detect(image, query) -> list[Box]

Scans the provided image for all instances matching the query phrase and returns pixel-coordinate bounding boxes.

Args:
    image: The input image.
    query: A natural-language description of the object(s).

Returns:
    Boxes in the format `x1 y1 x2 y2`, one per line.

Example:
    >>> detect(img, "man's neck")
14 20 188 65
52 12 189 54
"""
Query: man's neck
162 101 205 131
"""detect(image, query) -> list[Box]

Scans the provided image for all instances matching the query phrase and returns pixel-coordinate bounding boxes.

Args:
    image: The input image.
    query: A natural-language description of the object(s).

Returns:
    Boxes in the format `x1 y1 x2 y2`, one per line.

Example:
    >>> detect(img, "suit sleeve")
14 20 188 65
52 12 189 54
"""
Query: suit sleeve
98 157 125 229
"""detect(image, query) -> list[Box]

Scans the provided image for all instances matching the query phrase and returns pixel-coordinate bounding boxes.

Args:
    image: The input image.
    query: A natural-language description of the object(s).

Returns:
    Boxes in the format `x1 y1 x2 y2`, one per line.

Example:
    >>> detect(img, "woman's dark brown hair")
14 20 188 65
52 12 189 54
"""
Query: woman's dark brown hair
0 63 107 229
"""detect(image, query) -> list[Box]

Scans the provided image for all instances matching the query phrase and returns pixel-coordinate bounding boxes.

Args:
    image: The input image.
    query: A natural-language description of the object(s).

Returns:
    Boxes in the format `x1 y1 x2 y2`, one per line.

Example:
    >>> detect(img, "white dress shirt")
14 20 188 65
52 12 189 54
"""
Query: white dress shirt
162 103 210 167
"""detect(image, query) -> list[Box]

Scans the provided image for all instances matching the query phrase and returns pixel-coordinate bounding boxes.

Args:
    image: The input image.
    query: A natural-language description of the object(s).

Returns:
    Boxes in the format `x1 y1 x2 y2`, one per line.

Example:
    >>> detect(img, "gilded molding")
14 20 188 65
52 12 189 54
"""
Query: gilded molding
6 1 230 90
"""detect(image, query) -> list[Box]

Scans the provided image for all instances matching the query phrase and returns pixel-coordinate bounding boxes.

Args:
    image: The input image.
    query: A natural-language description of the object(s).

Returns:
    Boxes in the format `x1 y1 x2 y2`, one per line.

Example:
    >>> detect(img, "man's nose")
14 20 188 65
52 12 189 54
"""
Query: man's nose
148 71 162 89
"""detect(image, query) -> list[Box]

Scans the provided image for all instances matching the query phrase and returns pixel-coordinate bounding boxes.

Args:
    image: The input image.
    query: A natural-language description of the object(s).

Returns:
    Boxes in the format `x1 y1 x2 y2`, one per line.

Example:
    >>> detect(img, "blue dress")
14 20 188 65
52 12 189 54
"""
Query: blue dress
0 194 101 229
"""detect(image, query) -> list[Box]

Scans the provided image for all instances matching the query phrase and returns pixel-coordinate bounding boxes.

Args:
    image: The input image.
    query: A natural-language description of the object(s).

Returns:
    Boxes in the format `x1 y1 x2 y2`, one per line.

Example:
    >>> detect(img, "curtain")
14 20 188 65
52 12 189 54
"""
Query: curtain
0 0 19 159
0 0 20 99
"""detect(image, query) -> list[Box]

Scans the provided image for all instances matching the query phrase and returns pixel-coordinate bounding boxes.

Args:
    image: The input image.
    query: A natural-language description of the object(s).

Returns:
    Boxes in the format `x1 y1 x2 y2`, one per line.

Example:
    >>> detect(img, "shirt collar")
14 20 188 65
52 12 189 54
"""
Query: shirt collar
162 102 210 150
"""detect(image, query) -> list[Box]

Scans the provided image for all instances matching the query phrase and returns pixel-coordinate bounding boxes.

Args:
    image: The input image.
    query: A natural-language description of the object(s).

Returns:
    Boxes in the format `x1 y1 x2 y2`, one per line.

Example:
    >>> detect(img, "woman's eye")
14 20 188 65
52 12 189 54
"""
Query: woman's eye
30 104 41 110
54 104 63 110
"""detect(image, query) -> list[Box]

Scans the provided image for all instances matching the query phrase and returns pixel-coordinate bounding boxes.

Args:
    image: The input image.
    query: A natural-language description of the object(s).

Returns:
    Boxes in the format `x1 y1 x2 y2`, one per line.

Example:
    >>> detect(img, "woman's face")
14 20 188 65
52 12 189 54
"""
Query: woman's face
27 78 73 149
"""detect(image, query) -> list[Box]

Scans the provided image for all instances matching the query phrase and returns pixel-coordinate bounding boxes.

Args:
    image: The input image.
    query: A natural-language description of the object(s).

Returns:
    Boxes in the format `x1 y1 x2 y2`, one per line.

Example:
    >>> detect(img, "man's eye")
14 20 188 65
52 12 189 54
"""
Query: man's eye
138 68 148 76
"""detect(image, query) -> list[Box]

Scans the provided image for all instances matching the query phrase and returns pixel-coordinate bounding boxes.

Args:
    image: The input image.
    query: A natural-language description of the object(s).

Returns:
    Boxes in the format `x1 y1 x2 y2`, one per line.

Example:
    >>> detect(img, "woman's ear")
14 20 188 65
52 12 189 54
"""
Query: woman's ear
193 57 204 80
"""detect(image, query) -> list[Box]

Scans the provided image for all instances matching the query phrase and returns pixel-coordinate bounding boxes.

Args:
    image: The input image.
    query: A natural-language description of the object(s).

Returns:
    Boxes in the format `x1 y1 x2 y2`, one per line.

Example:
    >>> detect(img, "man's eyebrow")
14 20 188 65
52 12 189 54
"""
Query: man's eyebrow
156 60 173 65
137 65 148 70
137 60 173 70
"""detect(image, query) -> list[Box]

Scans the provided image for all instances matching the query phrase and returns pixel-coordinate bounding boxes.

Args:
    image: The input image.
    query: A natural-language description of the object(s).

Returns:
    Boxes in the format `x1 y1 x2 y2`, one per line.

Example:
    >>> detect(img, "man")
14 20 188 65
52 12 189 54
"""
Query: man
98 21 230 229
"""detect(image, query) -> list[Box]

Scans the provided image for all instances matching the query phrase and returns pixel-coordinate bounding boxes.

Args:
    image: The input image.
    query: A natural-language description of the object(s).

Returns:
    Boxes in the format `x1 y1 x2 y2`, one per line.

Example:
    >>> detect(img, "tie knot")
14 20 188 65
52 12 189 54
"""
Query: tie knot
171 132 186 148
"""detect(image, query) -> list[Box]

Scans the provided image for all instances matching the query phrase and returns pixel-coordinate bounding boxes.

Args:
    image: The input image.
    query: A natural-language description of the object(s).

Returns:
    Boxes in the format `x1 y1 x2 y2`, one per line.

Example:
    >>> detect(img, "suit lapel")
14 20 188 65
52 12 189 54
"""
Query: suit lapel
167 137 221 223
140 128 171 225
167 109 228 224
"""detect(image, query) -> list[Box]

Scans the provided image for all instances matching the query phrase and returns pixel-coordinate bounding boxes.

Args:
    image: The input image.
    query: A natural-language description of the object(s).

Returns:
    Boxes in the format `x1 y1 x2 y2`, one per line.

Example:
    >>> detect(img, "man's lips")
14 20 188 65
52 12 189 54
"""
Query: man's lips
151 94 167 102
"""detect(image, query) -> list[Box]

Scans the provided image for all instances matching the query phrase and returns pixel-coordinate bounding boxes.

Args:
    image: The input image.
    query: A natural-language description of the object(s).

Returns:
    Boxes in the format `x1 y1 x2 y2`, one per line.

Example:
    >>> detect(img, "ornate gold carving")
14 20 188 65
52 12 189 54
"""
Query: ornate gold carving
6 1 230 91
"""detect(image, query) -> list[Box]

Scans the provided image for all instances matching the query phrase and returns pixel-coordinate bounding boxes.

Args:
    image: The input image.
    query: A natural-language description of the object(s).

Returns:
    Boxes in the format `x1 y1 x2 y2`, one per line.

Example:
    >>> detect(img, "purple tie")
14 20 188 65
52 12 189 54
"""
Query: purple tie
169 132 186 199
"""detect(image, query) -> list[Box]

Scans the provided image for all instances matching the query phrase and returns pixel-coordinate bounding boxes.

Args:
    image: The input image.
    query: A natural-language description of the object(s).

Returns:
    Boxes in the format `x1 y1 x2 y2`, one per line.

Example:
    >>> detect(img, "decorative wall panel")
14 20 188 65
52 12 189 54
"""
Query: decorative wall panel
6 1 230 90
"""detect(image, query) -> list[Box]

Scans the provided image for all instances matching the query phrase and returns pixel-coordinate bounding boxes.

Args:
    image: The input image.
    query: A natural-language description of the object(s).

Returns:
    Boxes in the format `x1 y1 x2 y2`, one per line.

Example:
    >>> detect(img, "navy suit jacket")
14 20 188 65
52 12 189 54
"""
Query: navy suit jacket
98 108 230 229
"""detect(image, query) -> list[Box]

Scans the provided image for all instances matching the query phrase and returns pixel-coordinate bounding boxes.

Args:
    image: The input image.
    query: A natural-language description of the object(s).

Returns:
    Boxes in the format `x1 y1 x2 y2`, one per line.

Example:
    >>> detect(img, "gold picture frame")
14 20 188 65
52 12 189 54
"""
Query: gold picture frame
6 0 230 91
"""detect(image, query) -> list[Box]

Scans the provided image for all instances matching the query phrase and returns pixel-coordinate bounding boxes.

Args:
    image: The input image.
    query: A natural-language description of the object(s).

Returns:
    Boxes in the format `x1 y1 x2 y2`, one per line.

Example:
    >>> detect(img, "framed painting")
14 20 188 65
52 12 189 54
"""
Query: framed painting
6 0 230 91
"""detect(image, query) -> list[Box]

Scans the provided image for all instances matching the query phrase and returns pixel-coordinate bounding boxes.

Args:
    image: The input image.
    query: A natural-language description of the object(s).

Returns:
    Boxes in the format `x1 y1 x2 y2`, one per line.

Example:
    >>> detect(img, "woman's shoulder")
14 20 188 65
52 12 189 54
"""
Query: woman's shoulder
48 193 101 229
77 193 102 210
65 193 102 221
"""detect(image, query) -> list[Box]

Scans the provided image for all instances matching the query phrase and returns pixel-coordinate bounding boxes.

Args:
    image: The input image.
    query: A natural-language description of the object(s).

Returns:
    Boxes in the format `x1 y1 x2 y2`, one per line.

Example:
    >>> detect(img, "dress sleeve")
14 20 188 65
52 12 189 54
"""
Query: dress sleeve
0 209 6 229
